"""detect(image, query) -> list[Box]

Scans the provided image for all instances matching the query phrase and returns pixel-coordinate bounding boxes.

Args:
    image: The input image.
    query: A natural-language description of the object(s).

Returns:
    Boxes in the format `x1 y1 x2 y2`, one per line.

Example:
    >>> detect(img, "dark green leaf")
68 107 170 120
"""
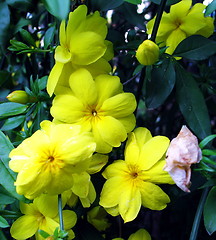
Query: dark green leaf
43 0 70 20
205 0 216 16
0 216 9 228
0 230 7 240
173 35 216 60
19 29 36 47
9 39 29 51
44 26 55 49
0 2 10 49
1 115 25 131
124 0 141 4
0 71 11 88
176 64 211 140
14 18 31 34
202 149 216 156
38 76 48 91
0 131 24 201
150 0 180 5
0 102 28 118
91 0 124 11
0 186 16 205
6 0 32 11
145 58 176 108
199 135 216 149
204 186 216 235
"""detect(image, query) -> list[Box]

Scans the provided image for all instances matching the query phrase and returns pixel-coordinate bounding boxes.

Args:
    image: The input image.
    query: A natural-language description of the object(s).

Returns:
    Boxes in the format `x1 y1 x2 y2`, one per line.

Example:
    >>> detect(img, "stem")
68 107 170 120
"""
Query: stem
58 194 64 231
189 188 209 240
150 0 167 42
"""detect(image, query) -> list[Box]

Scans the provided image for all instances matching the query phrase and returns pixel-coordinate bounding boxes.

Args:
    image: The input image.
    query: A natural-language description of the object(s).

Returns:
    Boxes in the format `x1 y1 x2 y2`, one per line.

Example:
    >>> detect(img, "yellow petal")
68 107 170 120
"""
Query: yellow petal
51 94 85 123
140 136 170 170
103 40 114 61
10 215 38 239
196 16 214 37
47 62 64 96
100 176 125 208
128 229 151 240
69 68 97 105
118 187 141 223
61 210 77 229
59 20 66 46
95 74 122 106
101 93 136 118
156 13 176 38
55 45 71 63
40 217 59 235
118 114 136 133
71 172 90 198
97 116 127 147
140 181 170 210
170 0 191 20
166 28 186 55
102 160 127 179
133 127 152 149
88 153 109 174
80 181 96 207
70 32 106 65
125 133 140 165
105 205 119 217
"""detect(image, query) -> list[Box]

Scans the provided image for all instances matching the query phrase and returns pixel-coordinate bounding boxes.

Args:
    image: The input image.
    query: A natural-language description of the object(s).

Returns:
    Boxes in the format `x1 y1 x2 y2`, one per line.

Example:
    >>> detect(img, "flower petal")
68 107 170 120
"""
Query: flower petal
125 133 140 165
140 136 170 170
69 68 97 105
97 116 127 147
70 32 106 65
10 215 38 239
118 114 136 133
55 45 71 63
133 127 152 149
102 160 127 179
80 181 96 207
40 217 59 235
170 0 191 20
101 93 136 118
88 153 109 174
72 172 90 198
128 229 151 240
61 210 77 229
140 181 170 210
118 187 141 223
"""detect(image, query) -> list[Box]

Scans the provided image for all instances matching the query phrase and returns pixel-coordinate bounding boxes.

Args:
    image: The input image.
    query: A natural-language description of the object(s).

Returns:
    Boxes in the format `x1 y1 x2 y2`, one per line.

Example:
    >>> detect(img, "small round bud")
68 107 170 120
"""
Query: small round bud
136 40 159 65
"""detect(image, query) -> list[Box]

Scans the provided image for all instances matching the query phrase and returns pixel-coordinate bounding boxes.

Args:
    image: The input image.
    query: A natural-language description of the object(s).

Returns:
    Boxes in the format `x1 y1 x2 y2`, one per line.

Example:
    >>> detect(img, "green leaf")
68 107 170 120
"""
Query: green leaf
0 216 9 228
6 0 32 11
43 0 70 20
0 131 24 201
1 115 25 131
44 25 55 49
91 0 124 11
38 76 48 91
173 35 216 60
14 18 31 34
205 0 216 16
145 58 176 108
202 149 216 156
8 39 29 51
0 102 28 118
19 29 36 47
204 186 216 235
0 71 11 88
175 64 211 140
199 135 216 149
0 2 10 49
150 0 180 5
0 230 7 240
124 0 141 4
38 229 50 238
0 186 16 205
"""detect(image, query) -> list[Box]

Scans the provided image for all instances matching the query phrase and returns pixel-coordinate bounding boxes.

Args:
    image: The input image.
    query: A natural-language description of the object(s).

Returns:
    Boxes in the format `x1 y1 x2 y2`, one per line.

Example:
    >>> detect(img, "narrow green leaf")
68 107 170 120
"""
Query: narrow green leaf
14 18 31 34
44 26 55 50
19 28 36 47
38 229 50 238
204 186 216 235
9 39 29 51
0 102 28 118
0 230 7 240
173 35 216 60
150 0 180 5
1 115 25 131
0 216 9 228
146 58 176 108
202 149 216 156
205 0 216 16
175 64 211 140
124 0 141 4
0 131 24 201
38 76 48 91
199 135 216 149
43 0 70 20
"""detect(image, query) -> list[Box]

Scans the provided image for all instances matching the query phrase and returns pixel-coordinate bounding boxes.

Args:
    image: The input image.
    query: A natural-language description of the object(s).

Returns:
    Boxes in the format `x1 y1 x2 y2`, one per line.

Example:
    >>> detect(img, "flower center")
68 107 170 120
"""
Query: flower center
92 110 97 116
130 171 138 179
48 156 55 162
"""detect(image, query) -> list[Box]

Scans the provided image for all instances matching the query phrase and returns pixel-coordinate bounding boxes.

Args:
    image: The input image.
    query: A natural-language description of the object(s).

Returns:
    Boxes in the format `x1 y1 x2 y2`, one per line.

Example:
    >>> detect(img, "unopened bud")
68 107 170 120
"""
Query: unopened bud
136 39 159 65
7 90 36 104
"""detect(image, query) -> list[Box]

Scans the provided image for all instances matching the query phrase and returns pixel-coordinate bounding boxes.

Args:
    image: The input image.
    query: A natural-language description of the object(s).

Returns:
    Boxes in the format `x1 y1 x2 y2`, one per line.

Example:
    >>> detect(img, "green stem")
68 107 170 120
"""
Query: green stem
150 0 167 42
189 187 209 240
58 194 64 231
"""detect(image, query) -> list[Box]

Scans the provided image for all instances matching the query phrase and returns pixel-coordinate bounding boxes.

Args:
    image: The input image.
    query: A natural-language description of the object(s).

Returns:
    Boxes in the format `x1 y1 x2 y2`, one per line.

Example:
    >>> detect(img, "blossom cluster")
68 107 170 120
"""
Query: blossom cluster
7 1 210 239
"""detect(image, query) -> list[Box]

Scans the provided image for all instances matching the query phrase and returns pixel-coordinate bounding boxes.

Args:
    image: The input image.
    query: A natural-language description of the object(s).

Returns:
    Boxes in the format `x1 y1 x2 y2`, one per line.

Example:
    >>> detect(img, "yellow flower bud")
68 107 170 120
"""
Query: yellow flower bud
136 40 159 65
7 90 37 104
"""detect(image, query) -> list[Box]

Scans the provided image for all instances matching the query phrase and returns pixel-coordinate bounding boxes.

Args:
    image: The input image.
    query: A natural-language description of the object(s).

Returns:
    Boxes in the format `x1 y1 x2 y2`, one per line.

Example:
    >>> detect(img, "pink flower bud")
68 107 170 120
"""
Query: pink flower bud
164 126 202 192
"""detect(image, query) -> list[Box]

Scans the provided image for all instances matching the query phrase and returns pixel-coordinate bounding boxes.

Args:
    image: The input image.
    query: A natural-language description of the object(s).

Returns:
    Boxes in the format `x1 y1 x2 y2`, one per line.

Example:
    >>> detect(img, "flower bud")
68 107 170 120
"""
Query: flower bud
136 39 159 65
7 90 35 104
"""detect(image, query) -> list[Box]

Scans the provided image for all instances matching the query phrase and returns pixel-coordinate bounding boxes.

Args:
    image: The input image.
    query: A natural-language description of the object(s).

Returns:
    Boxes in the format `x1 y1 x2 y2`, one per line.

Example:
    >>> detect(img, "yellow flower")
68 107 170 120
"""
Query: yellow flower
9 120 96 199
87 206 111 231
128 229 151 240
99 127 174 223
10 194 77 240
47 5 113 96
136 40 159 65
50 68 137 154
147 0 214 55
